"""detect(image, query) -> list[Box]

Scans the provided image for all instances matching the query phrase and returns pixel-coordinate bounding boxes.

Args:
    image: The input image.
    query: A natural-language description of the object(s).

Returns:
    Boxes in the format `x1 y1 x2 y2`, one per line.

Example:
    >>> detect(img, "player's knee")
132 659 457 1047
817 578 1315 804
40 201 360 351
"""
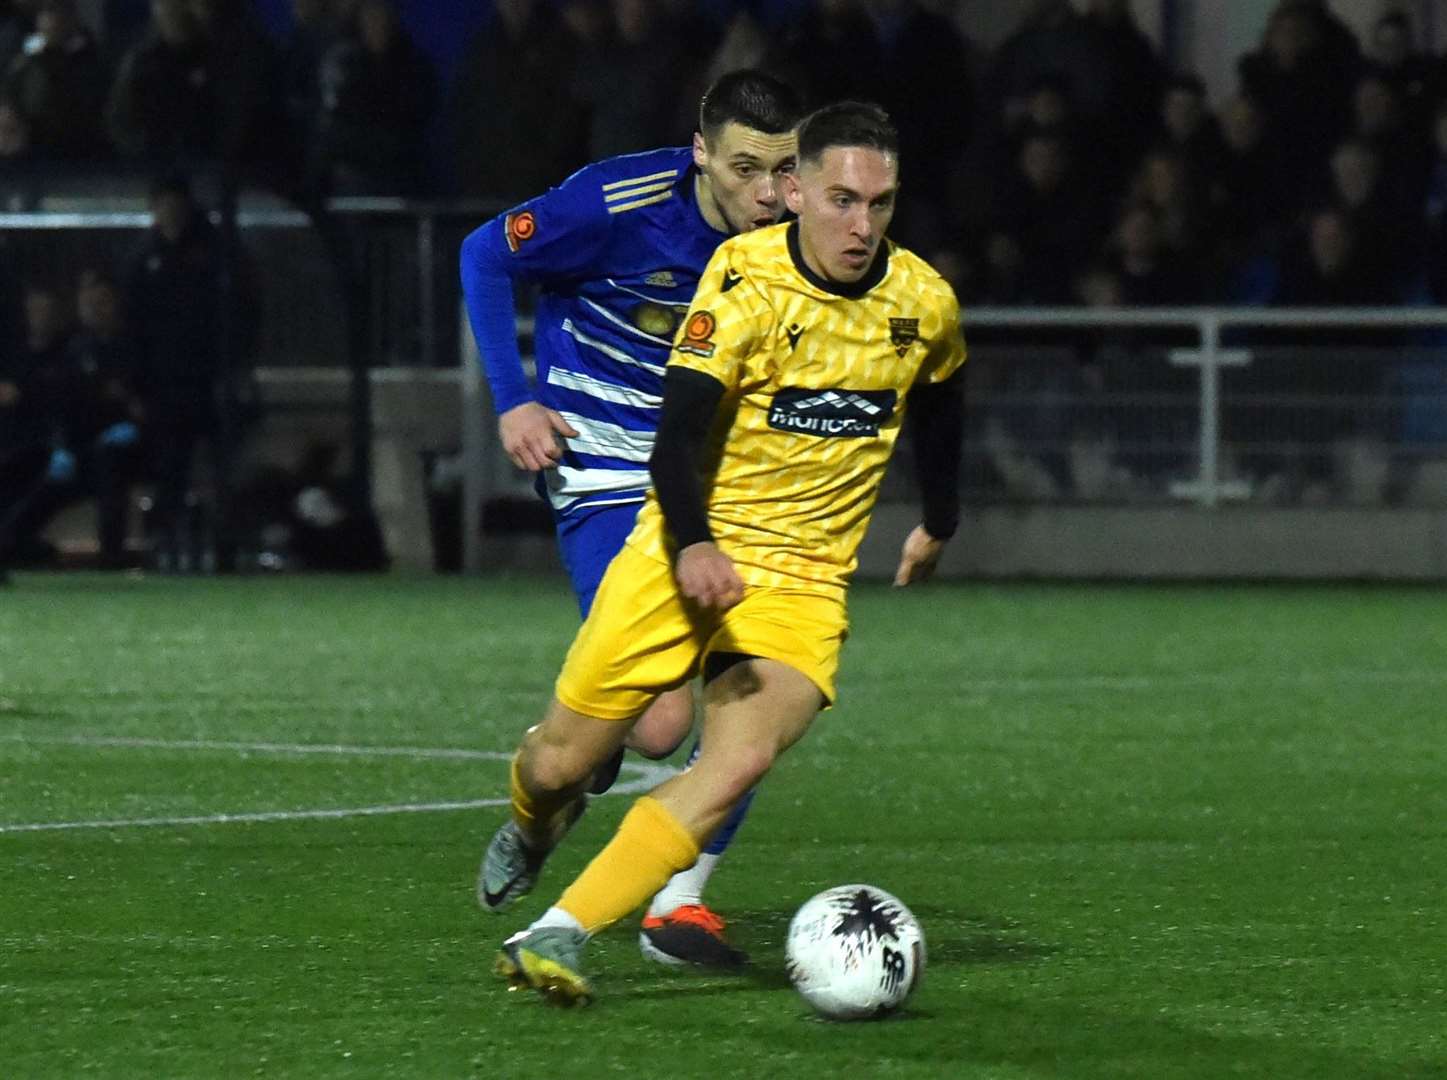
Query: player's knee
709 743 775 801
520 728 594 793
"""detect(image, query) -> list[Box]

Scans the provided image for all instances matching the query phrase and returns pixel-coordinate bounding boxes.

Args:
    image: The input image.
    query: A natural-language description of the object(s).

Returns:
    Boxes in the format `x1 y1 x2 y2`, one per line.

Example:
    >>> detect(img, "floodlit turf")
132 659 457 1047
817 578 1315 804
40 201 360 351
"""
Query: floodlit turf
2 571 1445 1078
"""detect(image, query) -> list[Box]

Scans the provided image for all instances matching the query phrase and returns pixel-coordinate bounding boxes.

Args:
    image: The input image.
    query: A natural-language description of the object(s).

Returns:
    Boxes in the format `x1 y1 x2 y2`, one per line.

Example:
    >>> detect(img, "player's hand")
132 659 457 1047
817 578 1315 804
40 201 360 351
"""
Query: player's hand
674 542 745 611
0 380 19 408
893 525 946 587
498 402 579 471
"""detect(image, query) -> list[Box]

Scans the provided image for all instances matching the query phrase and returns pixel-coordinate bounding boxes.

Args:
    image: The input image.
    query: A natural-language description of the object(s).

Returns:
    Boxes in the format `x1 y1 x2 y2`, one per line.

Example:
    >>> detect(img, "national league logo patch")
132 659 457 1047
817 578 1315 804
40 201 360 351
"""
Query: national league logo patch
677 311 717 358
504 211 537 253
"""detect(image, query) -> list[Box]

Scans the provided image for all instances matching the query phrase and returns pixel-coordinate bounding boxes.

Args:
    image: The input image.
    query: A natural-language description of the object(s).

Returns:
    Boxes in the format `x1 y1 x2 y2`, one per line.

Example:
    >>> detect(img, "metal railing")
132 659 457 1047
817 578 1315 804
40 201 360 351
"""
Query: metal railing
0 195 504 370
961 307 1447 507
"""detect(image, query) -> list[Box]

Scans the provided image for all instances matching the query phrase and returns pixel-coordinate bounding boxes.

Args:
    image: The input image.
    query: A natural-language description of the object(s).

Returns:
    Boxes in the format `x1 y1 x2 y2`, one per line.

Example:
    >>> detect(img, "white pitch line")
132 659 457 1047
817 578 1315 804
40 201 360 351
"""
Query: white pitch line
884 668 1447 694
0 734 514 761
0 735 677 835
0 798 508 834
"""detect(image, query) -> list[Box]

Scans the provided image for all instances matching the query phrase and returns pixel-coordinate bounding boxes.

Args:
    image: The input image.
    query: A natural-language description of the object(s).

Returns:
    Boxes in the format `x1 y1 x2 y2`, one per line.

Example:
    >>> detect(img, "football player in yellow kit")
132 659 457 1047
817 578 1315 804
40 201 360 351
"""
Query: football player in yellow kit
488 101 967 1005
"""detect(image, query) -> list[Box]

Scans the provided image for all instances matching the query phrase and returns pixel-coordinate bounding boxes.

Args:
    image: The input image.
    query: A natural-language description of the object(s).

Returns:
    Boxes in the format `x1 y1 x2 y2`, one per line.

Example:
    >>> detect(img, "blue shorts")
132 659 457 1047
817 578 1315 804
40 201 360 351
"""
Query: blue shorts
554 500 645 617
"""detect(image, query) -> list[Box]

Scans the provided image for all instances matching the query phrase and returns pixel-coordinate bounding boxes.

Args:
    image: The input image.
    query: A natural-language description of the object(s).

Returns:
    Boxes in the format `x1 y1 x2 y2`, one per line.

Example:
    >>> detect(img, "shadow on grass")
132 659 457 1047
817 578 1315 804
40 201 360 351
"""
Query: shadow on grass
594 906 1057 1002
883 996 1444 1080
726 905 1057 969
611 983 1441 1079
588 913 1439 1079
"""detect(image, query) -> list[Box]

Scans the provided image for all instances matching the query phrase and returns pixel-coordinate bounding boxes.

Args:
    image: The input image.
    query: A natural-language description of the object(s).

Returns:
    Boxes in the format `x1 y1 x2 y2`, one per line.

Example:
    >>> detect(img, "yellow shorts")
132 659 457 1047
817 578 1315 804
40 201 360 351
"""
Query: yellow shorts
554 543 848 721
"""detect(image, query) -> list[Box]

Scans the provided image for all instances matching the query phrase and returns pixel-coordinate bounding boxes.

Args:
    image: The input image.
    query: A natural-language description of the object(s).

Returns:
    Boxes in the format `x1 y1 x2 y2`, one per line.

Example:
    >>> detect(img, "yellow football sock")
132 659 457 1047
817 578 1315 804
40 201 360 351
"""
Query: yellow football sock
510 754 576 848
557 797 700 934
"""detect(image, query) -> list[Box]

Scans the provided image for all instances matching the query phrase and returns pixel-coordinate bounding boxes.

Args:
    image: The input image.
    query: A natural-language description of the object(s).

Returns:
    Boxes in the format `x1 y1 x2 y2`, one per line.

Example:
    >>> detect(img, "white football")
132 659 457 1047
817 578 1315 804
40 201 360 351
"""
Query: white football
785 884 926 1020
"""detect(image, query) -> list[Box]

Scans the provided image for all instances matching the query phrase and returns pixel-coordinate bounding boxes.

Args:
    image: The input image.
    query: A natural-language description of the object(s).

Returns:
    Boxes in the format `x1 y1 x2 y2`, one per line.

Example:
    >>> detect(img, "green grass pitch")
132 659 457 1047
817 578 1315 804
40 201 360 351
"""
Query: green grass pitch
2 572 1444 1078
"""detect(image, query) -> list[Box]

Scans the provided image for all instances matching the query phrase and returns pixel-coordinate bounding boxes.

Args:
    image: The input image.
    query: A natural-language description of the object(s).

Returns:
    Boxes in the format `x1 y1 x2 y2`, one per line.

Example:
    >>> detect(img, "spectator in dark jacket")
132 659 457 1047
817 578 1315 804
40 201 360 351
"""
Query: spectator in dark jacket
309 0 433 195
1365 11 1434 139
984 127 1102 305
1237 2 1356 210
1275 206 1396 309
1212 94 1290 273
1 280 70 565
1103 201 1198 306
572 0 689 161
185 0 281 170
858 0 974 250
1 0 108 159
0 0 27 74
1159 74 1225 190
0 91 39 208
1323 138 1418 295
1 278 141 567
68 268 144 564
1348 72 1430 208
126 173 256 568
1 279 71 457
773 0 879 107
1128 145 1212 270
1083 0 1163 182
106 0 217 161
448 0 587 199
279 0 339 166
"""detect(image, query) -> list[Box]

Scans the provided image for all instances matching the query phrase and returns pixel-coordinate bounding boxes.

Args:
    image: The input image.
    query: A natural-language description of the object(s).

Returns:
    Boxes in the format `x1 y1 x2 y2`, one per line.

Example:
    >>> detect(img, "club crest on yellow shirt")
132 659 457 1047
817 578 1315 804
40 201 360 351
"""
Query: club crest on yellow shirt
889 318 919 357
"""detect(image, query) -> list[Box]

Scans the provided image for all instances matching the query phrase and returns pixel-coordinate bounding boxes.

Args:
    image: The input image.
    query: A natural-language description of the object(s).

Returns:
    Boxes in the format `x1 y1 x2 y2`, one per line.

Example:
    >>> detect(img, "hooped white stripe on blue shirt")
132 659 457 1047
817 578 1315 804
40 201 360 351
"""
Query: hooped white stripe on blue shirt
547 465 653 511
559 413 656 463
604 278 692 308
546 366 663 409
580 298 674 347
560 318 668 374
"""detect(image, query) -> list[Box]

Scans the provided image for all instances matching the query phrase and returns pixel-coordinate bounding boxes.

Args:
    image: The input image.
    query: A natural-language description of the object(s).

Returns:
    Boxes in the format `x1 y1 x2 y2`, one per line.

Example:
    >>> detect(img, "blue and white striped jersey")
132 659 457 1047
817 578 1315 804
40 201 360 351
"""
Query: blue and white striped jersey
460 146 730 518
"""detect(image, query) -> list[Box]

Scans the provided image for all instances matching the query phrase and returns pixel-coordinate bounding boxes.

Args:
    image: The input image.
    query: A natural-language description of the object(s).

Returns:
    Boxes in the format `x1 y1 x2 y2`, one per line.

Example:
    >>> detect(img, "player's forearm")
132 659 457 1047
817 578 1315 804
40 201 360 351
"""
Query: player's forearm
909 374 964 541
459 226 533 415
650 367 725 552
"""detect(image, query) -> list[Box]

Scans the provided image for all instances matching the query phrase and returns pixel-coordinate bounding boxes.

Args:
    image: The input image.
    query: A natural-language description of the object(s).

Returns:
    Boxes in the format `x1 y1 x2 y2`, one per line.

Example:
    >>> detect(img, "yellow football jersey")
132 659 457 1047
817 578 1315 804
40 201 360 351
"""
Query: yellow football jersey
624 220 967 593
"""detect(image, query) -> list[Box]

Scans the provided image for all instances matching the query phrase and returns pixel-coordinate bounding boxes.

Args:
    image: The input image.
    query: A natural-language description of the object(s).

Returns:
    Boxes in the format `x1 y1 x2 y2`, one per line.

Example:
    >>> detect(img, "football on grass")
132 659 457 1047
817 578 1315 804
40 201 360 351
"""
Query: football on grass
785 884 926 1020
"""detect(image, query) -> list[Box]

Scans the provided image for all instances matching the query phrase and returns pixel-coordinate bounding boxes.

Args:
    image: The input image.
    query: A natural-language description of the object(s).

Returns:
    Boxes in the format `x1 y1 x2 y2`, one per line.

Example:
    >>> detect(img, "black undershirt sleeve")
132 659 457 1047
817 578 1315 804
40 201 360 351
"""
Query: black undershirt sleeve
649 366 727 553
908 371 965 541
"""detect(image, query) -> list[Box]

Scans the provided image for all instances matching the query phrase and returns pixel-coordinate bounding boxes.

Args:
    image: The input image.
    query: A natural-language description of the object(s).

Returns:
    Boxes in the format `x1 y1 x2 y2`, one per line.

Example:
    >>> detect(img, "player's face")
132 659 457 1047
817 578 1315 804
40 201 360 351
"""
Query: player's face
693 122 797 235
785 145 898 284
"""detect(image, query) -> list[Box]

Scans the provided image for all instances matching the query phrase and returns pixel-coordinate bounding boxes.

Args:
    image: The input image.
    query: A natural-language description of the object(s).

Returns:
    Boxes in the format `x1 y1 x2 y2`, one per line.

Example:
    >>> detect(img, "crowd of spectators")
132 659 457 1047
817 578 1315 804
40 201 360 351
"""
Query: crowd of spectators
955 0 1447 310
5 0 1447 559
2 0 1445 298
0 172 250 570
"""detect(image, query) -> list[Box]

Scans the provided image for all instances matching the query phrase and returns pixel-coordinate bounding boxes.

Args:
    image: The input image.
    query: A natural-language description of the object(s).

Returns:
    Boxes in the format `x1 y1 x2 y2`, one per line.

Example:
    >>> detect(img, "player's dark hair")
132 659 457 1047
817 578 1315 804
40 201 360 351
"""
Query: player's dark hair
698 69 803 141
796 102 899 168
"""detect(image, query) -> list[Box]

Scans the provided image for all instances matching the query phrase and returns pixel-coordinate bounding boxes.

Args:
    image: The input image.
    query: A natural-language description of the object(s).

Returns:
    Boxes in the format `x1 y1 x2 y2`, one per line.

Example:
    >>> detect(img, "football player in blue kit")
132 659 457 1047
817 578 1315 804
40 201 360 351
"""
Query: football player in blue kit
460 69 803 967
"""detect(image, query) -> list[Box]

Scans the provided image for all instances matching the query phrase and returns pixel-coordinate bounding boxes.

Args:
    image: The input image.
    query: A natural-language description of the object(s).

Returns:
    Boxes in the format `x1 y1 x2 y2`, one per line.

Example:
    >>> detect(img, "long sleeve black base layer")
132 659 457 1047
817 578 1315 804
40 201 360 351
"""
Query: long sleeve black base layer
908 373 965 541
649 366 726 553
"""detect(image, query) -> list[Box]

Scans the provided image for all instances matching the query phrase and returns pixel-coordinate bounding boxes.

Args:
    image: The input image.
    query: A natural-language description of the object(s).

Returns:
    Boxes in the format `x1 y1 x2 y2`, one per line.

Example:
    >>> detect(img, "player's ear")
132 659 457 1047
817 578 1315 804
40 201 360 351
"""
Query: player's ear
783 169 802 214
692 131 707 170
